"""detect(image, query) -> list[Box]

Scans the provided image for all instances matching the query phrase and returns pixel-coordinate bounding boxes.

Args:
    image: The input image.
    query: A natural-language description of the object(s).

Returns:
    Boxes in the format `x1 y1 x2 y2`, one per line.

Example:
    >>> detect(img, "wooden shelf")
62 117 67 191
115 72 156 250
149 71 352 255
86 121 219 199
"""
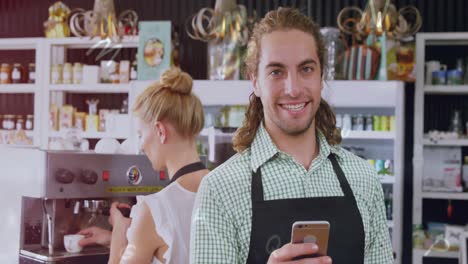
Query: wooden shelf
423 138 468 146
48 84 130 93
46 36 139 49
422 192 468 200
380 175 395 184
413 248 459 259
50 130 129 139
0 84 36 93
342 130 395 140
424 85 468 94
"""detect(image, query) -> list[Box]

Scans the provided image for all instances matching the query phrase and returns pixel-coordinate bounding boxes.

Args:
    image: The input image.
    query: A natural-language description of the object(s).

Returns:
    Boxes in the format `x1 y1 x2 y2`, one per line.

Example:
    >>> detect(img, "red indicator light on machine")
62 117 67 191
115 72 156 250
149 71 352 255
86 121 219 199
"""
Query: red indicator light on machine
102 170 110 181
159 171 166 181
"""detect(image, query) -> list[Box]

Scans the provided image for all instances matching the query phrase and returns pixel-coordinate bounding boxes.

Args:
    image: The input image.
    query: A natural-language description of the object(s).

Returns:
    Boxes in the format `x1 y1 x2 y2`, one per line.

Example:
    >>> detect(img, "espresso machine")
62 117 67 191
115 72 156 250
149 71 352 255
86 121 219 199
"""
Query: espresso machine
18 150 168 264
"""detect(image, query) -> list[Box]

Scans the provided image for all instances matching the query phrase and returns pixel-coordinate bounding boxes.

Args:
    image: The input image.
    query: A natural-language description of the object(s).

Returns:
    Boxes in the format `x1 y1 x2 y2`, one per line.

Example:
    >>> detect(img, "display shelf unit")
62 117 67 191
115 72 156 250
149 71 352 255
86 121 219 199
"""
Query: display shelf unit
128 80 405 264
424 85 468 94
47 84 131 93
423 137 468 146
412 248 459 263
0 84 36 93
327 80 405 264
49 130 129 140
0 38 45 147
41 37 139 149
413 32 468 264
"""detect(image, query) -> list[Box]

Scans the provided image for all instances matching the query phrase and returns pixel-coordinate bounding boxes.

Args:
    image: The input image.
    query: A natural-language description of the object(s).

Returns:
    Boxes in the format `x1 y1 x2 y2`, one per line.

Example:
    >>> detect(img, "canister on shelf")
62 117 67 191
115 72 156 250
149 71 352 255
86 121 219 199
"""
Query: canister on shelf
63 63 73 84
15 115 25 130
0 63 11 84
28 63 36 83
335 114 343 128
365 114 373 131
51 64 63 84
380 115 389 131
3 115 15 130
12 63 23 83
25 115 34 130
373 115 381 131
354 114 364 131
389 116 396 131
73 63 83 84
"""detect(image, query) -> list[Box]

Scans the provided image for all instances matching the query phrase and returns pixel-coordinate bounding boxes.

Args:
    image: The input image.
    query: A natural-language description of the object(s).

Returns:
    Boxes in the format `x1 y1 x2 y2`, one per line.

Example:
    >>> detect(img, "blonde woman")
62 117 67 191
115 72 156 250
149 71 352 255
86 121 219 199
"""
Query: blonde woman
79 68 209 264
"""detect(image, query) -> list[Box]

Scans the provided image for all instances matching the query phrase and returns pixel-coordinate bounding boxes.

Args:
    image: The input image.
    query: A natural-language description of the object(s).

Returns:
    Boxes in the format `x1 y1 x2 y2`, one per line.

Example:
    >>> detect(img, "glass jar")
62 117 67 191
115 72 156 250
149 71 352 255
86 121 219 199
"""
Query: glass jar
12 63 23 83
63 63 73 84
0 63 11 84
16 115 25 130
28 63 36 83
320 27 345 80
73 63 83 84
26 115 34 130
3 115 15 130
51 64 63 84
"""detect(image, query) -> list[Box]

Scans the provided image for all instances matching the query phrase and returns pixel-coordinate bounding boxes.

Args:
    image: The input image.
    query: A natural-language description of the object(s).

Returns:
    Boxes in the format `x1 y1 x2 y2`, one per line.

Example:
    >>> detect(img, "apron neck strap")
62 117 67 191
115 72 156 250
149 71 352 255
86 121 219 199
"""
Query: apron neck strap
169 161 206 185
251 153 353 202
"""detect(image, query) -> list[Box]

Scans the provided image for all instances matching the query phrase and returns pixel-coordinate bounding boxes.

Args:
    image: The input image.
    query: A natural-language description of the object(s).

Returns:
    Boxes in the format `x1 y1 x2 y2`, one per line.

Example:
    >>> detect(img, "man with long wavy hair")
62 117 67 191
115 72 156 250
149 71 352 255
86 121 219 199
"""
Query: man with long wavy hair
191 7 393 264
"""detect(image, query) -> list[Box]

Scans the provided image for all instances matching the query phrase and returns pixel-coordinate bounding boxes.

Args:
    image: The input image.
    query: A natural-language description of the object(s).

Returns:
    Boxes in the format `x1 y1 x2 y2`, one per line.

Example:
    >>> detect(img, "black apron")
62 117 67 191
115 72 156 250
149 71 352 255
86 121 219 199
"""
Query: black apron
246 154 365 264
168 161 206 184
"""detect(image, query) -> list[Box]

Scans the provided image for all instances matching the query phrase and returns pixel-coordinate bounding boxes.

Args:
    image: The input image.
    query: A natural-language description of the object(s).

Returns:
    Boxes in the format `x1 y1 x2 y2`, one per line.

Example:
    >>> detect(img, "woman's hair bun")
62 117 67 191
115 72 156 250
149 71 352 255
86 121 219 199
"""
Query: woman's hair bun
160 68 193 94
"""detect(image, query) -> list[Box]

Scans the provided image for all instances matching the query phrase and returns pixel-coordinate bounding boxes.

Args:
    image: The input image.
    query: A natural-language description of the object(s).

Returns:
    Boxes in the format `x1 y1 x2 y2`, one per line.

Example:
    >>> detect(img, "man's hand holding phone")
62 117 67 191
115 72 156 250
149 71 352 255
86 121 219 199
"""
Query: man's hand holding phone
267 243 332 264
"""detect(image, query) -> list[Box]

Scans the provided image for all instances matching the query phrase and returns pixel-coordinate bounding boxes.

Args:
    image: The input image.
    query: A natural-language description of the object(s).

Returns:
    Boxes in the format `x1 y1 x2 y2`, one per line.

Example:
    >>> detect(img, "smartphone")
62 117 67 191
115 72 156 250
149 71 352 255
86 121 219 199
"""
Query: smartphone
291 221 330 258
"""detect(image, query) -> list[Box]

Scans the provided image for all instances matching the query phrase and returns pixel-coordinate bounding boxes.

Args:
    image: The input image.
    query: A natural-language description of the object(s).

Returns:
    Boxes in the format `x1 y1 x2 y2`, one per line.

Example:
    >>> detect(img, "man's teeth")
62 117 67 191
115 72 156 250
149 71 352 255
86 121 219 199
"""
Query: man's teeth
283 103 305 111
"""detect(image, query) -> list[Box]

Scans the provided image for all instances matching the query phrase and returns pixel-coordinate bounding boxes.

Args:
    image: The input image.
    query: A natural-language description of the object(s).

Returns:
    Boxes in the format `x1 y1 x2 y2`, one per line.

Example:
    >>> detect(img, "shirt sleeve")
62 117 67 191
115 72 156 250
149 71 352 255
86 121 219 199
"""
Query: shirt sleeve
190 177 238 264
364 174 394 264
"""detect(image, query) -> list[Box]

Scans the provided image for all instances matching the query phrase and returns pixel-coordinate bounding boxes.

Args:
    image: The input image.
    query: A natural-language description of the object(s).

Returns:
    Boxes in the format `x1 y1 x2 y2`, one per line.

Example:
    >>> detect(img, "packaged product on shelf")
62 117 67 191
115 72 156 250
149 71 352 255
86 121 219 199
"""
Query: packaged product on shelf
422 147 462 192
15 115 24 130
0 63 11 84
389 116 396 131
130 59 137 80
353 114 364 131
51 64 63 84
83 65 99 84
119 60 130 83
74 112 86 131
335 114 342 128
380 115 389 131
12 63 23 83
72 63 83 84
375 159 385 174
86 114 99 132
25 115 34 130
28 63 35 83
365 115 373 131
62 63 73 84
49 104 59 131
100 60 118 83
444 225 466 251
98 109 110 132
462 156 468 191
59 105 75 130
373 115 381 131
447 69 463 85
2 115 15 130
110 63 120 84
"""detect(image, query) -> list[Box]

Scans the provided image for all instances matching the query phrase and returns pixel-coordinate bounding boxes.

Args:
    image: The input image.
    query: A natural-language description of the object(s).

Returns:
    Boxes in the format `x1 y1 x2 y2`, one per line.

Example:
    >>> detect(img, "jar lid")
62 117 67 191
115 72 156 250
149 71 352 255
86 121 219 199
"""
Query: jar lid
1 63 9 67
29 63 36 67
27 114 34 118
13 63 21 67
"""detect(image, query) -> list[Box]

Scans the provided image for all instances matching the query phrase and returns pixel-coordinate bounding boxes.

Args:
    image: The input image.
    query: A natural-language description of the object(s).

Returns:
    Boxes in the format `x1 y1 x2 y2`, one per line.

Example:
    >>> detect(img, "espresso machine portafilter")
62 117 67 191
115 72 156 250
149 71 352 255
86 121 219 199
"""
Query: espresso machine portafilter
19 150 168 264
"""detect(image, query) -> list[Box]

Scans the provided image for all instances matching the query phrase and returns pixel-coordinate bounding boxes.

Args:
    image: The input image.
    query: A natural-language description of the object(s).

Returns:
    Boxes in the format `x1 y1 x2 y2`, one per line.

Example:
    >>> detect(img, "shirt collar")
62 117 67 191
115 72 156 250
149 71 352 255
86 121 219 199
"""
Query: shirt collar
250 123 343 172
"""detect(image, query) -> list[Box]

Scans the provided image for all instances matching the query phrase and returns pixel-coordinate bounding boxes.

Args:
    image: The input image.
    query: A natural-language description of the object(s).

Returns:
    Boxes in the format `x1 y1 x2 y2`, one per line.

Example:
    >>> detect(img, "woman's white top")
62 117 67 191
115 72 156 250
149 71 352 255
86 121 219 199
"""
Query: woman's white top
127 181 197 264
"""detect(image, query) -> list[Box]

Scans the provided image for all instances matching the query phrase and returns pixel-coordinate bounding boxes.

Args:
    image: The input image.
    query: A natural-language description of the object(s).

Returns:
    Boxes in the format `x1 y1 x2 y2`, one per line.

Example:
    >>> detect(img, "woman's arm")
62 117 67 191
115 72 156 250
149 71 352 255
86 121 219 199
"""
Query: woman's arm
108 201 166 264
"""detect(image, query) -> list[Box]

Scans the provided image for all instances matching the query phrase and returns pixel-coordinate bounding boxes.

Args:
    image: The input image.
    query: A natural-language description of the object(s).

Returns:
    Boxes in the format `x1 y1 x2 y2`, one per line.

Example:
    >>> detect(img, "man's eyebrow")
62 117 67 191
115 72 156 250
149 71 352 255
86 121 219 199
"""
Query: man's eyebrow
265 62 286 69
298 59 318 67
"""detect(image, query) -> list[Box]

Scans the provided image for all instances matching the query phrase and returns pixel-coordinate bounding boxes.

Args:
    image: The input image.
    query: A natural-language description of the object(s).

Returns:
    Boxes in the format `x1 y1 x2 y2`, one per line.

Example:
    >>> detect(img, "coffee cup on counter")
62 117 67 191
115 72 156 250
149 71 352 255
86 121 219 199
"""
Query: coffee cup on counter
425 61 447 84
64 234 85 253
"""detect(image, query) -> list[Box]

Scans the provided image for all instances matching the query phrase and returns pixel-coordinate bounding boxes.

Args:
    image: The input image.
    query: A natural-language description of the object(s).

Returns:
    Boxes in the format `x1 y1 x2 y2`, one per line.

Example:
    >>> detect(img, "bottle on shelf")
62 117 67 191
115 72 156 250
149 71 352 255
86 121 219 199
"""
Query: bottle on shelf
0 63 11 84
28 63 35 84
63 63 73 84
12 63 23 84
73 63 83 84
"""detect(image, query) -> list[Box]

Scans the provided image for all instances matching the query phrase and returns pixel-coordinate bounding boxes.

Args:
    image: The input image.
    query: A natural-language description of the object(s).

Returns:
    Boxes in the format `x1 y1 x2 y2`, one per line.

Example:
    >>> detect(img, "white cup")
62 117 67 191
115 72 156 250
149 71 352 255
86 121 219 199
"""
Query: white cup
64 234 85 253
425 61 447 84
